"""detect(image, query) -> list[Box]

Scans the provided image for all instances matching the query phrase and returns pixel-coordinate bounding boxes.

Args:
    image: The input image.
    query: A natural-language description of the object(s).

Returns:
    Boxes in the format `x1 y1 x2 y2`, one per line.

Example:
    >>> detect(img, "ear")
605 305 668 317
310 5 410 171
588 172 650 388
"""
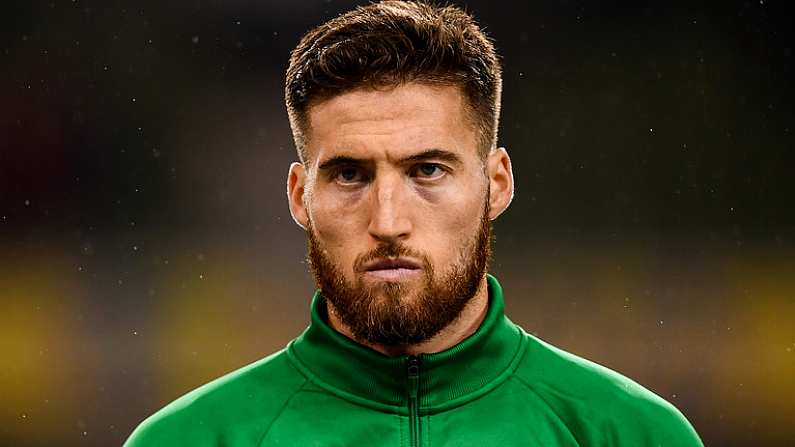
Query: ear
486 147 514 220
287 162 309 230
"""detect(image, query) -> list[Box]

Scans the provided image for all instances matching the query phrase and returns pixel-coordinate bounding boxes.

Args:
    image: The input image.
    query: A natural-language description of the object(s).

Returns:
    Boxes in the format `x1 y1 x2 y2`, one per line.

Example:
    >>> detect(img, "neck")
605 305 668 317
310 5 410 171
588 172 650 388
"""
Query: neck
325 275 490 357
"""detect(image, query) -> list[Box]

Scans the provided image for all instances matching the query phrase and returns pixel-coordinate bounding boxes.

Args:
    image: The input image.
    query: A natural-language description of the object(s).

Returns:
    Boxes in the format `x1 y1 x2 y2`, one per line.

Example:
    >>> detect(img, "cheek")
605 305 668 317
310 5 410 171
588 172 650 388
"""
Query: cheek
414 188 485 258
308 190 368 259
442 205 482 244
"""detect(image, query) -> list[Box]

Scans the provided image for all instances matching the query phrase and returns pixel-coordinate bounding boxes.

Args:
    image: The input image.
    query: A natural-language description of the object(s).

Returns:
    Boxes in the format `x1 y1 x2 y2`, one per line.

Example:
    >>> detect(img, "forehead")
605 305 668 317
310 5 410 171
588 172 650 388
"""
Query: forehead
304 83 476 162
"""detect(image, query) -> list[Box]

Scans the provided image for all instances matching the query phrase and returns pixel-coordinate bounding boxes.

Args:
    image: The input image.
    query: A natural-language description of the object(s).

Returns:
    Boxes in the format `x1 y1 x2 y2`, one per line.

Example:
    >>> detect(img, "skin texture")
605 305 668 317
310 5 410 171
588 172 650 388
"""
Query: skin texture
304 194 492 350
287 82 514 356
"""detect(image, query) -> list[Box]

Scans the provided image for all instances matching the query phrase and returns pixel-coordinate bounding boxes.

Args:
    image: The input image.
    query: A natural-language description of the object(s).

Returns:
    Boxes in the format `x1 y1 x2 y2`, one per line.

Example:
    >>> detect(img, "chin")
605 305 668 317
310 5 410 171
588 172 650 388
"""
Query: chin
362 279 423 303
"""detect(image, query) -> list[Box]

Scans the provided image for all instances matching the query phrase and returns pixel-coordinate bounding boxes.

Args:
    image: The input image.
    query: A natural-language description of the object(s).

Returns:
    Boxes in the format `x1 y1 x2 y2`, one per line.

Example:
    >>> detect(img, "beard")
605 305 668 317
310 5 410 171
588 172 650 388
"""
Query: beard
305 197 493 347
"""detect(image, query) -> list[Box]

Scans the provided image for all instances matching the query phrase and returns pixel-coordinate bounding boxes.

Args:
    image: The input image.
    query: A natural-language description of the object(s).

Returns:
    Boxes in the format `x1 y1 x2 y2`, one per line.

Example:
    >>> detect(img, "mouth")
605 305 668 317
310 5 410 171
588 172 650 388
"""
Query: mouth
362 257 422 281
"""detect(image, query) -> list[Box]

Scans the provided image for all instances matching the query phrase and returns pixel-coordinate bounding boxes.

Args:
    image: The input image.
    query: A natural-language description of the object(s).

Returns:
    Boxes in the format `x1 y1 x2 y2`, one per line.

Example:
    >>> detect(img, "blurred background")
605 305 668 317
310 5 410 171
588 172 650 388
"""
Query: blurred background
1 0 794 446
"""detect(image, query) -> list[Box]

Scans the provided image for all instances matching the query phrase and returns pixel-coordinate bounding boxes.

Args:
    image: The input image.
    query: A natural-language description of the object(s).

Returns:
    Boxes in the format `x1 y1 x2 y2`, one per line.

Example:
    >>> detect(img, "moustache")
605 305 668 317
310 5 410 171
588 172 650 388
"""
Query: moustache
353 243 430 272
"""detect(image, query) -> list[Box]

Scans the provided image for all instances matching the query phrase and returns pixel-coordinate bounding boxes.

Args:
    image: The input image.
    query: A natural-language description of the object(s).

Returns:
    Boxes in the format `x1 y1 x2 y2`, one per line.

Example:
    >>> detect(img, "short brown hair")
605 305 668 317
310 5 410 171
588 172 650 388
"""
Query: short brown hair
285 0 502 162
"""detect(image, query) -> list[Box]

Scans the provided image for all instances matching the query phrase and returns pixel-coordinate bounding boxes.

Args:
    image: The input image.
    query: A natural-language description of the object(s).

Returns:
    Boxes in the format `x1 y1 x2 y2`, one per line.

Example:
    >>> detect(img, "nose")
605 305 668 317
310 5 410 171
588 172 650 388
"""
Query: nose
367 171 412 243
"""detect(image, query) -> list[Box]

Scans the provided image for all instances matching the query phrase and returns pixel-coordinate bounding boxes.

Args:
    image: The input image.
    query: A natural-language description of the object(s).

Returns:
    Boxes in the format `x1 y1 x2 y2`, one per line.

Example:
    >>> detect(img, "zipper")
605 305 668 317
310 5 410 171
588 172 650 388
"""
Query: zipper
406 355 421 447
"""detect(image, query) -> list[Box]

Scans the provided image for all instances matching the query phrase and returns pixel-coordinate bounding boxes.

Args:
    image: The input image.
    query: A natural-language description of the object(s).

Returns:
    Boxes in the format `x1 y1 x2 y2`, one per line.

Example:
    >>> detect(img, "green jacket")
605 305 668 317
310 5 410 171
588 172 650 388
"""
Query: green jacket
124 274 703 446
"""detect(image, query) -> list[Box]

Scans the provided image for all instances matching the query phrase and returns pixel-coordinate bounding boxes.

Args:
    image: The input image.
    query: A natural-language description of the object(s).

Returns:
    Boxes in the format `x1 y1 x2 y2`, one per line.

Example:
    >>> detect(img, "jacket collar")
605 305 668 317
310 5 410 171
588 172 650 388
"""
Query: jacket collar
287 274 525 413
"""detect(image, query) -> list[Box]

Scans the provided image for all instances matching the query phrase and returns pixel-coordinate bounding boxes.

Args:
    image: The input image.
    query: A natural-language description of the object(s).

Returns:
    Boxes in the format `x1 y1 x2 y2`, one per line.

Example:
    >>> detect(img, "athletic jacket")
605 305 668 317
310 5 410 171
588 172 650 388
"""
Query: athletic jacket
124 274 704 446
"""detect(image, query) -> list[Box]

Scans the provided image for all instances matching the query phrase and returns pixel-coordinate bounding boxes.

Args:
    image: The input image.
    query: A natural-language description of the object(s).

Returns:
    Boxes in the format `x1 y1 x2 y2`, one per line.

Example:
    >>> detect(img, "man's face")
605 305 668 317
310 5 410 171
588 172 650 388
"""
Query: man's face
292 83 495 346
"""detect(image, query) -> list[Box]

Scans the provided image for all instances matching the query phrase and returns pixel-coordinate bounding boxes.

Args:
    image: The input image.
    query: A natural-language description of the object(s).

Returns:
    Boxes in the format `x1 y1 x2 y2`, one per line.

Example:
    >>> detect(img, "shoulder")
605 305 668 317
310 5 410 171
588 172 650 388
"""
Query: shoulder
124 348 308 447
512 329 703 447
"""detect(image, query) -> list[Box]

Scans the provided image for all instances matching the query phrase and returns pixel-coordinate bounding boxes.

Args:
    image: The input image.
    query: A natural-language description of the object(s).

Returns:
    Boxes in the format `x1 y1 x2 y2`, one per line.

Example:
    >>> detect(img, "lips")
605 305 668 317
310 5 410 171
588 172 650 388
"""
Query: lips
363 257 421 272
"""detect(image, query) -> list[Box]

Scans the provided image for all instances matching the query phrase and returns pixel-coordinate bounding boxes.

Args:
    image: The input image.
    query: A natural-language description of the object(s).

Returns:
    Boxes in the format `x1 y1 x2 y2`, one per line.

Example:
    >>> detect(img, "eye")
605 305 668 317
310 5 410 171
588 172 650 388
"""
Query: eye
411 163 446 180
334 166 366 184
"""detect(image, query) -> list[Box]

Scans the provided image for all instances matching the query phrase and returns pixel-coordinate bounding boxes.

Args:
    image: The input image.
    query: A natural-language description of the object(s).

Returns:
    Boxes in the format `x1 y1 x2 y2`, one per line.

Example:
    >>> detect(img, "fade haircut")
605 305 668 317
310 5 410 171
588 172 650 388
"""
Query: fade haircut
285 0 503 163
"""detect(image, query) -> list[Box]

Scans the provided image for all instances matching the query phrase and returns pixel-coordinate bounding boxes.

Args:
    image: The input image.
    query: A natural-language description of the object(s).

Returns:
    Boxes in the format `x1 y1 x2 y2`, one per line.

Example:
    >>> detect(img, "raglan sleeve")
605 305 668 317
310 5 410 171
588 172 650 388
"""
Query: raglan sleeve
611 393 704 447
122 402 215 447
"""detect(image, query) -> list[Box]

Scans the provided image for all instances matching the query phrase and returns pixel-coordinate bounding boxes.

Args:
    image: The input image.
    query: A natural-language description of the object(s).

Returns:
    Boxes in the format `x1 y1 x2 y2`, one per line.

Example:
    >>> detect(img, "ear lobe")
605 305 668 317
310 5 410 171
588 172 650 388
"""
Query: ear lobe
486 147 514 220
287 162 309 230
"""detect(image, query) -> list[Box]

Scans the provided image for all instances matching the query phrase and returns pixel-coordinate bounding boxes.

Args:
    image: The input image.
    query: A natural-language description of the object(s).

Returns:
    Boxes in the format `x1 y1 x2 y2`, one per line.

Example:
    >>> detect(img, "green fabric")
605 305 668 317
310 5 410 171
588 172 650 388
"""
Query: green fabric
124 274 703 446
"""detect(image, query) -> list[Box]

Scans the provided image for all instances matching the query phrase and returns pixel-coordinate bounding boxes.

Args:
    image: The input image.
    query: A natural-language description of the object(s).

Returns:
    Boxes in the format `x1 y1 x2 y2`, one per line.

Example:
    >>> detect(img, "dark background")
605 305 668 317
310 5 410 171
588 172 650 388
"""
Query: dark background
1 1 794 446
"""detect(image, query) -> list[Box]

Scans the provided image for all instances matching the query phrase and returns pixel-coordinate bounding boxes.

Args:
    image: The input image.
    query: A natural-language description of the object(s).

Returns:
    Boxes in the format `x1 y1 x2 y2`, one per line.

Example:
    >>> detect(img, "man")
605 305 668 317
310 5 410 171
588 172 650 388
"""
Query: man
125 1 703 445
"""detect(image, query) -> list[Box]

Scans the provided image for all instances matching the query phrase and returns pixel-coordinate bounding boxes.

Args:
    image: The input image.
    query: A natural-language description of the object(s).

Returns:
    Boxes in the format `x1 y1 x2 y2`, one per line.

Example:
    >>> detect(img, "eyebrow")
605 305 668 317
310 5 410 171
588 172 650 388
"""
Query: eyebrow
317 148 463 171
401 149 463 167
317 156 368 172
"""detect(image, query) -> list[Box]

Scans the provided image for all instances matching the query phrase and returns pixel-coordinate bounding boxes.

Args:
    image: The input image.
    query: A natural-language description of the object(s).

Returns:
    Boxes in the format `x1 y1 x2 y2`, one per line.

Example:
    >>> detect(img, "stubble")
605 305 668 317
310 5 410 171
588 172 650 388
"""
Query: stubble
305 197 493 347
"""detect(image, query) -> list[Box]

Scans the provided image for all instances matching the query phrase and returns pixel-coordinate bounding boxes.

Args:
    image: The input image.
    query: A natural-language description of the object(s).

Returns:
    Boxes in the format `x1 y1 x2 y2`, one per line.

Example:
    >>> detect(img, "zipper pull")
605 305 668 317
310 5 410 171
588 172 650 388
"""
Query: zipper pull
406 356 421 399
407 356 421 377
